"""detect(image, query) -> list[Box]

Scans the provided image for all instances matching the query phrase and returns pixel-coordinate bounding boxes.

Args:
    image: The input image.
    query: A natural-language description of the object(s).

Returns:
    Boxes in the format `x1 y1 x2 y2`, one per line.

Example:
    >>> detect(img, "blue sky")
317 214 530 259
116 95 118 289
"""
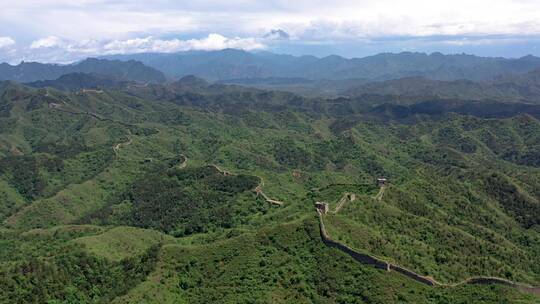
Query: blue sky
1 0 540 63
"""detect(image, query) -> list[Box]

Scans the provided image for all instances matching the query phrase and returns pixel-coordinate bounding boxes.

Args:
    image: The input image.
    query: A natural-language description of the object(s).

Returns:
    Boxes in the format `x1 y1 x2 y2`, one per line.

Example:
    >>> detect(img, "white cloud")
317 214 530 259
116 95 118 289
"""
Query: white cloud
2 0 540 61
4 1 540 42
183 34 265 51
0 37 15 49
30 36 63 49
101 34 265 54
0 37 17 63
18 34 266 63
441 36 532 46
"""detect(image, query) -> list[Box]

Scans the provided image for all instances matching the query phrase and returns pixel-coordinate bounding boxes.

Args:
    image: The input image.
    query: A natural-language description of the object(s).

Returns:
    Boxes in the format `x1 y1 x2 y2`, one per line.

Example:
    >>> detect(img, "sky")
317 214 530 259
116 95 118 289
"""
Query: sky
1 0 540 63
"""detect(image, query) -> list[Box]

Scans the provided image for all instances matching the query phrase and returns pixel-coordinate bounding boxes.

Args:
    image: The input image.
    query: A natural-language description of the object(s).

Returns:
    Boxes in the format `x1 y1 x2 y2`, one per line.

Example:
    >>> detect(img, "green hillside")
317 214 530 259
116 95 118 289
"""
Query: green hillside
0 79 539 303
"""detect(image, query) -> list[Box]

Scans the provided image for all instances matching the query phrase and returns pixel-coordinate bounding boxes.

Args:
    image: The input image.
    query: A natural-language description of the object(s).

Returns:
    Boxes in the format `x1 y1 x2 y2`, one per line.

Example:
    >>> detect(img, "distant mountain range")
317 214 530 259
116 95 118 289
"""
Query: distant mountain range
3 50 540 104
103 49 540 81
0 58 166 83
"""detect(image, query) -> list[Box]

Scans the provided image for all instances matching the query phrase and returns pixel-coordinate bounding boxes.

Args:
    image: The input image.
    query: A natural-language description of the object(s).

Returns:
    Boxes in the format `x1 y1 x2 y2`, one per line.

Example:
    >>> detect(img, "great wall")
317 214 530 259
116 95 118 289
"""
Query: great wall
331 192 356 214
210 164 284 206
177 154 188 169
49 103 135 129
78 89 104 94
88 149 283 205
253 178 284 206
41 88 539 296
316 189 540 296
192 164 284 206
113 132 132 156
45 96 139 157
177 160 539 296
373 185 386 201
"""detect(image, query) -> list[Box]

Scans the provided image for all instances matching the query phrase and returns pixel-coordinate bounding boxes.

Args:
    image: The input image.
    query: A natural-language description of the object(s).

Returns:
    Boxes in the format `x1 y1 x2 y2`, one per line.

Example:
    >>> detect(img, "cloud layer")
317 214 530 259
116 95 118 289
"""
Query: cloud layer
0 37 15 49
102 34 265 54
3 34 268 63
1 0 540 62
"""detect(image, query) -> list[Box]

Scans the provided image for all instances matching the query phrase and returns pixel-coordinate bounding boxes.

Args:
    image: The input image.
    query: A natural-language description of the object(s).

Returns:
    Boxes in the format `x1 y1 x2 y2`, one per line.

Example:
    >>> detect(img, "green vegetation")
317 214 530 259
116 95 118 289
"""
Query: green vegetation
83 164 263 235
113 218 537 304
0 225 161 303
0 78 539 303
73 226 172 261
0 241 160 303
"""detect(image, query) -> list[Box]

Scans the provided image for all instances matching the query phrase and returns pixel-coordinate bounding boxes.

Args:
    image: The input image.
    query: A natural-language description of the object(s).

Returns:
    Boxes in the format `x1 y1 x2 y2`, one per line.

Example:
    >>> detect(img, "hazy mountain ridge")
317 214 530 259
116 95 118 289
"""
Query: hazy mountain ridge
0 58 166 83
104 50 540 81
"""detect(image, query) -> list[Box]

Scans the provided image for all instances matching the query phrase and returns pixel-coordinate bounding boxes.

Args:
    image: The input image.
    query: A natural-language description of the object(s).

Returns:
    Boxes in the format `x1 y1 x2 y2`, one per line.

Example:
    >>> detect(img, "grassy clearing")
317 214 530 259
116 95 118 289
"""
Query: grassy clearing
74 226 173 261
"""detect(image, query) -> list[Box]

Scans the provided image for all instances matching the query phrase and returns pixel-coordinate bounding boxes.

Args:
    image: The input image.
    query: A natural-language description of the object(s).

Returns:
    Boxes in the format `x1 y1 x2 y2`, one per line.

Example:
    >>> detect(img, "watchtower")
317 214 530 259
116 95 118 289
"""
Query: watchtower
315 202 329 214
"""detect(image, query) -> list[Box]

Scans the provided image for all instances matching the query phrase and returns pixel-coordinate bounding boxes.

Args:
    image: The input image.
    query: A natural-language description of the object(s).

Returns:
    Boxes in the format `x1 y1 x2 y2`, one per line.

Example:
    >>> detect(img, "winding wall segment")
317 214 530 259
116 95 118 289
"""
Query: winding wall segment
316 204 539 295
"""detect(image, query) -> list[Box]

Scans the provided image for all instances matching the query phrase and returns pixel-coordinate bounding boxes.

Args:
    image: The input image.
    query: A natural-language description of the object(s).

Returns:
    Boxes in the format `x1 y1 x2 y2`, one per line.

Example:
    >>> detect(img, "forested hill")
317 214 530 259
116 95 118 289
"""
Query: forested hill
0 58 166 83
14 72 540 119
120 75 540 120
27 73 130 91
0 77 539 303
344 68 540 104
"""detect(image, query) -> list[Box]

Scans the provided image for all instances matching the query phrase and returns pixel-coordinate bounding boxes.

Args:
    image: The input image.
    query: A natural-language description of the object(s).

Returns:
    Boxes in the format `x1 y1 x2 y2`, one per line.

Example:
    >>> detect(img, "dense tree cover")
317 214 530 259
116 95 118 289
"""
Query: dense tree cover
0 81 539 303
0 243 159 303
0 147 114 202
114 218 537 304
484 172 540 229
0 155 62 200
503 148 540 167
81 164 261 236
34 138 89 159
130 166 259 235
273 138 313 169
